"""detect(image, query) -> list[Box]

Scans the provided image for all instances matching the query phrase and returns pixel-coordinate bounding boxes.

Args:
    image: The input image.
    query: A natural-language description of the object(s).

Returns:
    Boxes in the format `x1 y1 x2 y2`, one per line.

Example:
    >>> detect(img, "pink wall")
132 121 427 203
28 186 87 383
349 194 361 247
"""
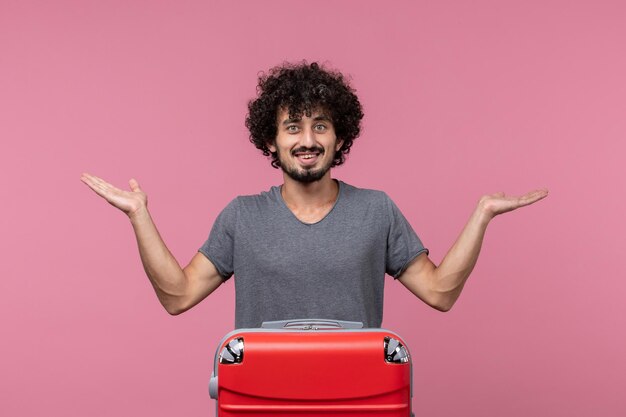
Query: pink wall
1 1 624 416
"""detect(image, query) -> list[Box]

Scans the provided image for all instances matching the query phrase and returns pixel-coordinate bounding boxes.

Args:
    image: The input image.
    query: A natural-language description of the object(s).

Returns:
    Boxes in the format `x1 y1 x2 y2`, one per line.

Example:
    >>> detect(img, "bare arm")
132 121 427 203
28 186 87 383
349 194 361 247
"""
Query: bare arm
398 189 548 311
80 173 223 314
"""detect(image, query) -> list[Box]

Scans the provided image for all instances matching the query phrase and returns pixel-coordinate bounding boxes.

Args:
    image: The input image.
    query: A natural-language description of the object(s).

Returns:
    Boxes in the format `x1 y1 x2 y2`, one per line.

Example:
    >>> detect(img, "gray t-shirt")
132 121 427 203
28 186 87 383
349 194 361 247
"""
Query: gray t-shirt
199 180 427 329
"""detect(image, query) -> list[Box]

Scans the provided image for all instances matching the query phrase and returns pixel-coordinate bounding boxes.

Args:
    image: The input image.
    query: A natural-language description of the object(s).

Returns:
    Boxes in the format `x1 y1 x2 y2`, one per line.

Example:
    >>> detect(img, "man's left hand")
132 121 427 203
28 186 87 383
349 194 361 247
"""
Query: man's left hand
479 189 549 221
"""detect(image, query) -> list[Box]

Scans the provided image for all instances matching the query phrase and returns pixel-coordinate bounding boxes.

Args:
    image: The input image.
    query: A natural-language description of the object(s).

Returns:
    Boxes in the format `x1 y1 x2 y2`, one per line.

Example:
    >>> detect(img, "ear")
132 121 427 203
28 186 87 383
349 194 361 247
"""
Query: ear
335 139 344 152
267 140 277 153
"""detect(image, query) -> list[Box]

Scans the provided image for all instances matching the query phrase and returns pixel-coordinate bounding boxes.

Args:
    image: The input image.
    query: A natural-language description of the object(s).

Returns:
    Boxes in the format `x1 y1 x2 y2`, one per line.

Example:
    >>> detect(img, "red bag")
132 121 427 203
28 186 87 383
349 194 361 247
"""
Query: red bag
209 319 413 416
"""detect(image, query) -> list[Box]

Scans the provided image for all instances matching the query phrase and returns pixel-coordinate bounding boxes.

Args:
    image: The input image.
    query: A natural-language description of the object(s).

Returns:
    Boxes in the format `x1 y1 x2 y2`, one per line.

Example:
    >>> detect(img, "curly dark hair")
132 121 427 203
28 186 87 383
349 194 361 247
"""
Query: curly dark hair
245 61 364 168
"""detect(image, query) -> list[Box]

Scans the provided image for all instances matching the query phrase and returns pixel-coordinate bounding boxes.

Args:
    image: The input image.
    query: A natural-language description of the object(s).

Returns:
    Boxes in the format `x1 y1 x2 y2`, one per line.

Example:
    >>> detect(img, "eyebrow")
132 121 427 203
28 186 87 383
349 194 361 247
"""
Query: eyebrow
282 114 332 125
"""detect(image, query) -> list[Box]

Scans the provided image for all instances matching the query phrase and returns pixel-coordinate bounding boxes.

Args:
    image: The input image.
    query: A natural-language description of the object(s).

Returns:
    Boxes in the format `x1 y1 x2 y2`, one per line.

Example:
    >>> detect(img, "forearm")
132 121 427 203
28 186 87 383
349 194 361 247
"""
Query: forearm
432 204 492 308
128 207 188 311
399 189 546 311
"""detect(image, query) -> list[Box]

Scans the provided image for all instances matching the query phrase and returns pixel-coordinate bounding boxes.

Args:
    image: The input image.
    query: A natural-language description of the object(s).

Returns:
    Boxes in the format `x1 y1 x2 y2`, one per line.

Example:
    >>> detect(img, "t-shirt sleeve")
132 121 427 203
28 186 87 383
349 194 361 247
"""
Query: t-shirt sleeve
198 198 238 280
384 194 429 278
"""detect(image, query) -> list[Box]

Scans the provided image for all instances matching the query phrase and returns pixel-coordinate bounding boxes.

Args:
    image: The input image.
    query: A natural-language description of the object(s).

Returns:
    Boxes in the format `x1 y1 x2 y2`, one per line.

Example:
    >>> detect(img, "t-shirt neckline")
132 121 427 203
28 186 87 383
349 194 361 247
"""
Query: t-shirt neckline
275 179 343 226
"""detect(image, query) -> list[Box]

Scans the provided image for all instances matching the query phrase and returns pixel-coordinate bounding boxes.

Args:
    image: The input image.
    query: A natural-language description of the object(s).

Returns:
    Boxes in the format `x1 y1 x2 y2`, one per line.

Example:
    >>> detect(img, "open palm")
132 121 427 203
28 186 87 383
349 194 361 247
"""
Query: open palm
480 189 548 219
81 173 147 216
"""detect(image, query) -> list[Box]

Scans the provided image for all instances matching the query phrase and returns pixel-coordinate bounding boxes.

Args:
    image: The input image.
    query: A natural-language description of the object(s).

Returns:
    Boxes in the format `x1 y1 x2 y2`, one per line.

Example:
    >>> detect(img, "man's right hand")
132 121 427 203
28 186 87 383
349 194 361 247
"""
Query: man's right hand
80 173 147 219
79 172 224 314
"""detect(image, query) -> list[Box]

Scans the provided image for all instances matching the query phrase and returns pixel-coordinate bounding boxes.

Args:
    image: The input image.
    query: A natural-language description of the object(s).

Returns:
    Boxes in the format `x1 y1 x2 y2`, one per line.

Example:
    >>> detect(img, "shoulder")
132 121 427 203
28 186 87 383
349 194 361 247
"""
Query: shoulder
234 185 281 208
339 181 392 206
213 186 282 228
220 185 283 223
338 181 407 224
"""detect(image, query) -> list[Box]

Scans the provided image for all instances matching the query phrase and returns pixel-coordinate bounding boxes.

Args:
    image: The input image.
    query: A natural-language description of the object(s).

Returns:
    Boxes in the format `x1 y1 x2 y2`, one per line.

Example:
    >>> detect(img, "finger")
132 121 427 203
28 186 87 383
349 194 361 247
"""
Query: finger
516 189 549 207
81 172 108 185
81 177 111 199
80 172 97 187
86 178 113 195
81 173 106 188
129 178 142 193
80 173 104 192
522 189 548 201
81 173 124 199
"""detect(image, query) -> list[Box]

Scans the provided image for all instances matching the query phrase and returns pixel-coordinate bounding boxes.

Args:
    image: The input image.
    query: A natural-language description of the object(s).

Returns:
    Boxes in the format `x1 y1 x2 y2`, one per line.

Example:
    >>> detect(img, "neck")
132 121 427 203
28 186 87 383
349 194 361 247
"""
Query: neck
280 171 339 209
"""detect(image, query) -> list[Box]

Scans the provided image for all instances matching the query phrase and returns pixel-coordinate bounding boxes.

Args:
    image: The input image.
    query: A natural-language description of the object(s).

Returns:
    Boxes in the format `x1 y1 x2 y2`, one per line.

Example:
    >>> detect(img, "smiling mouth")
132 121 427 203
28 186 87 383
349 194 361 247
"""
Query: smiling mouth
292 151 322 166
292 146 323 161
295 152 320 159
292 147 324 157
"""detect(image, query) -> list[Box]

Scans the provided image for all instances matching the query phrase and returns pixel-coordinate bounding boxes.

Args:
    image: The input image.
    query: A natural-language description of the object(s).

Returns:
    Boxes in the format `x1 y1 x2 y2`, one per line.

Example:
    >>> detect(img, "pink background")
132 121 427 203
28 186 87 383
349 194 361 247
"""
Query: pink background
1 1 624 416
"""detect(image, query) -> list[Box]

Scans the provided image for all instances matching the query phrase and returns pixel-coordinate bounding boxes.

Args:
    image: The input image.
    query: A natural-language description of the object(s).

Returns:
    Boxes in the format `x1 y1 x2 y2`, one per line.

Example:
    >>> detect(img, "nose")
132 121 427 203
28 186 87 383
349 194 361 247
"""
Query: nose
300 126 316 148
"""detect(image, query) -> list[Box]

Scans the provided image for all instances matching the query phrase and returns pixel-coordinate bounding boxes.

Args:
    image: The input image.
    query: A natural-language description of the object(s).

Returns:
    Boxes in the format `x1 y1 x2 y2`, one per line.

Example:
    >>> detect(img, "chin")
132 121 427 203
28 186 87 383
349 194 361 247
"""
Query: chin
283 166 328 183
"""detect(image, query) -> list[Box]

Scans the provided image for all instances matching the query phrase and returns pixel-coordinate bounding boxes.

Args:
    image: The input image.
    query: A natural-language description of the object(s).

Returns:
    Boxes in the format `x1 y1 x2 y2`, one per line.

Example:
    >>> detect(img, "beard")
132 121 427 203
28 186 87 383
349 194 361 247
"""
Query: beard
277 146 334 184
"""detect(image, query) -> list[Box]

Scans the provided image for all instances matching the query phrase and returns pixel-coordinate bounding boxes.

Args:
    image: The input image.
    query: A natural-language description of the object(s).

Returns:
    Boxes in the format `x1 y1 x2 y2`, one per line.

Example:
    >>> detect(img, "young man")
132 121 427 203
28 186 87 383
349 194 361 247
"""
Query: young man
81 62 547 328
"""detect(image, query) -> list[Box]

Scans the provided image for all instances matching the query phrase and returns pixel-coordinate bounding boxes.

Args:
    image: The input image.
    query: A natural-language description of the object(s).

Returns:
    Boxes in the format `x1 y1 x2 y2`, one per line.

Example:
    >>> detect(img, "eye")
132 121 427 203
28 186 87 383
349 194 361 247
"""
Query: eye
314 124 327 132
286 125 299 133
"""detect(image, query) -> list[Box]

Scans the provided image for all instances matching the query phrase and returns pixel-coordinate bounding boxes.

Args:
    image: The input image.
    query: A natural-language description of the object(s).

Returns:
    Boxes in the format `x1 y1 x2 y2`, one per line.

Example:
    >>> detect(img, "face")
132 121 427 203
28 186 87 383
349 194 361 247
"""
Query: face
269 108 344 184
